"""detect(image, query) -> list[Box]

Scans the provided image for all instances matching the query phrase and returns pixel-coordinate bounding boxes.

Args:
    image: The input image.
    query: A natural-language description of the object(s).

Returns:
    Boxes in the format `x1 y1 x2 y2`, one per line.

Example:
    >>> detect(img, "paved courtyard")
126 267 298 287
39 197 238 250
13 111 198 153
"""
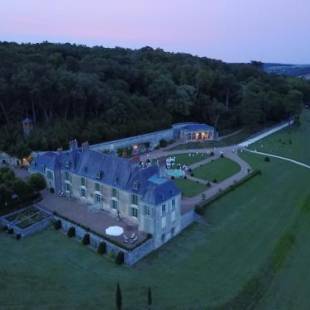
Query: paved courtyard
40 190 149 250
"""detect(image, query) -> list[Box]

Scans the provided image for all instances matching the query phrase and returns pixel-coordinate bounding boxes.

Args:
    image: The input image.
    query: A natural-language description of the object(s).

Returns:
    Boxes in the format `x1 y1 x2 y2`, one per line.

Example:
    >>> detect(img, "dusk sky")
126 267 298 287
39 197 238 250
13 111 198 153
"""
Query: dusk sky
1 0 309 64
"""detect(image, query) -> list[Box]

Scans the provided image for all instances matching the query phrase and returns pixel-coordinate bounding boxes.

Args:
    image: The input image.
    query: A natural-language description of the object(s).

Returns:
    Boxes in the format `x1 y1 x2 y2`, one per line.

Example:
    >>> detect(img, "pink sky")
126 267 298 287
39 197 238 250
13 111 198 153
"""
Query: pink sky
1 0 309 63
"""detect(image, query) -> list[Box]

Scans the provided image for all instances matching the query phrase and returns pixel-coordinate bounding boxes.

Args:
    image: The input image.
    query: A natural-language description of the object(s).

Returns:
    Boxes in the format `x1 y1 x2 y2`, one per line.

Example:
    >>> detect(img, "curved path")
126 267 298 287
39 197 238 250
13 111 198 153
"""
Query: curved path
141 145 252 213
245 149 310 170
181 151 251 212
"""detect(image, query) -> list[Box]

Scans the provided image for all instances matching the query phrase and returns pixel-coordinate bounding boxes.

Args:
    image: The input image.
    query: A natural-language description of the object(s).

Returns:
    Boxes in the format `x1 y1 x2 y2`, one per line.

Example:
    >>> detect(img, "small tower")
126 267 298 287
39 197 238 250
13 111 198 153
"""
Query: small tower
22 118 33 137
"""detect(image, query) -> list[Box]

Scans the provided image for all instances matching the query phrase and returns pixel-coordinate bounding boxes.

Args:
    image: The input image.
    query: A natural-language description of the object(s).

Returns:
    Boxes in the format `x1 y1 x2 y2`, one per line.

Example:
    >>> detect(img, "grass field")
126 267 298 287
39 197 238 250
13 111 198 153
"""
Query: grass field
1 112 310 309
193 157 241 182
249 110 310 165
173 177 206 197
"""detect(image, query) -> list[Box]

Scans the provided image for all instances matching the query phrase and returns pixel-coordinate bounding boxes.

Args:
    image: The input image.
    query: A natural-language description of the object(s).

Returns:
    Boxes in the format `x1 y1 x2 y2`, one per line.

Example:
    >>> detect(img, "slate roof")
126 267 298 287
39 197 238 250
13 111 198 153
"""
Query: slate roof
31 149 180 205
182 124 215 131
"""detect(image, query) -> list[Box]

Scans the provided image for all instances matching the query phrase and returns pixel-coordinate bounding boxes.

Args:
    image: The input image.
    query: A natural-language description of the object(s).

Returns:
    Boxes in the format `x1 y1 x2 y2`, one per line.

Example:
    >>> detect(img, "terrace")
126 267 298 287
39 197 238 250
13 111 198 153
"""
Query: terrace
40 191 150 250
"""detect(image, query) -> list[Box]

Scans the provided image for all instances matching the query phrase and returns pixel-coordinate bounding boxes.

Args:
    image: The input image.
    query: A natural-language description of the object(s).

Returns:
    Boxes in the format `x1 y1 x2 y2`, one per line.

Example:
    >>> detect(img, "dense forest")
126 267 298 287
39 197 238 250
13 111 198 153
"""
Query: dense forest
0 42 309 157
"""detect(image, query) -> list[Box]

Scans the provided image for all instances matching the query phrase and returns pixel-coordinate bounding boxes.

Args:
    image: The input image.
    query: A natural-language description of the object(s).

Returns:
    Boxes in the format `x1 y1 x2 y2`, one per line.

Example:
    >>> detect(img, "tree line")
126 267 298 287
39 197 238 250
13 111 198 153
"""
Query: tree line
0 42 309 157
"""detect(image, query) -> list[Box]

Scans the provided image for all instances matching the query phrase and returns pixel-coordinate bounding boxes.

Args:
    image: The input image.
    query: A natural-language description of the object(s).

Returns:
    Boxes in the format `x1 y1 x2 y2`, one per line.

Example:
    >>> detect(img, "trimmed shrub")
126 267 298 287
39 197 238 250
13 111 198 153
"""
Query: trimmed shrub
207 182 211 188
53 220 62 230
210 151 215 156
159 139 168 148
195 205 205 215
8 228 14 234
67 227 75 238
184 175 187 180
16 234 21 240
97 241 107 254
264 156 270 162
50 187 55 194
3 225 8 231
220 153 224 158
28 173 46 191
115 251 125 265
82 233 90 245
213 178 218 183
171 176 175 180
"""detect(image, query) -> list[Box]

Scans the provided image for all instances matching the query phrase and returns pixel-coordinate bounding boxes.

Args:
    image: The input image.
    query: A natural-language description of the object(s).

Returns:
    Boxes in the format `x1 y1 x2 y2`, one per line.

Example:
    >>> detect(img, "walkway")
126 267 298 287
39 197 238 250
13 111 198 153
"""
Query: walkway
245 149 310 170
238 120 293 148
181 151 251 211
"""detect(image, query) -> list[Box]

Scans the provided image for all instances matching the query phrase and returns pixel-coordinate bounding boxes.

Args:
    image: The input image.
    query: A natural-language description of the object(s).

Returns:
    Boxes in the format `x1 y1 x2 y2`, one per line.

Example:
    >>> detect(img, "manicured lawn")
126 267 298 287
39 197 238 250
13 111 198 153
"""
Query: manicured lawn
1 152 310 309
249 110 310 165
193 157 241 182
1 113 310 309
173 177 206 197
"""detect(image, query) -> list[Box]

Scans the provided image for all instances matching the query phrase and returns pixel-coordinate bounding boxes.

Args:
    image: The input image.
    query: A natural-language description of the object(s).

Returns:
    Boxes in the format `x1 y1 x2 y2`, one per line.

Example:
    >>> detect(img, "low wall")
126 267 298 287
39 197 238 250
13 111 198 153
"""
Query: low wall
90 128 174 152
55 216 154 266
0 206 52 238
14 217 51 237
181 209 195 230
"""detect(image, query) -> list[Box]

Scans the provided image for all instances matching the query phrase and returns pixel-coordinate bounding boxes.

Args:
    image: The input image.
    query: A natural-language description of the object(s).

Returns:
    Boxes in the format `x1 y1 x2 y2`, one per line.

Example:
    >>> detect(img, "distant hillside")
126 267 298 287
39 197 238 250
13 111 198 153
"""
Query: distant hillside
0 42 309 157
264 63 310 79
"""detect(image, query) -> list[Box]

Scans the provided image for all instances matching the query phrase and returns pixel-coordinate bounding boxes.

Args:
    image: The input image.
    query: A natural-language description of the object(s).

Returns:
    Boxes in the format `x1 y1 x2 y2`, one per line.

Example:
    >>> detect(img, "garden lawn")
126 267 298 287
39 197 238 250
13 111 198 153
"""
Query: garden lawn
1 150 310 309
193 157 241 182
249 110 310 165
173 177 206 197
1 115 310 309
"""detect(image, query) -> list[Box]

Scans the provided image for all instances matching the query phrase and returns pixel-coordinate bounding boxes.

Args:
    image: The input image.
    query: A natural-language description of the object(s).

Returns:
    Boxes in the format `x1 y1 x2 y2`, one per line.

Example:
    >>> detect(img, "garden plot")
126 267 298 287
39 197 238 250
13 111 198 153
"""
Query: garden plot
1 205 52 238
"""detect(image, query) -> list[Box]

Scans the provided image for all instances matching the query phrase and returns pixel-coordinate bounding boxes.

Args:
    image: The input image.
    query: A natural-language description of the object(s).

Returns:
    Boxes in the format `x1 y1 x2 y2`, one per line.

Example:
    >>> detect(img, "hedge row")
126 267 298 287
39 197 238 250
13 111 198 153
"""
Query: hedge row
195 169 262 215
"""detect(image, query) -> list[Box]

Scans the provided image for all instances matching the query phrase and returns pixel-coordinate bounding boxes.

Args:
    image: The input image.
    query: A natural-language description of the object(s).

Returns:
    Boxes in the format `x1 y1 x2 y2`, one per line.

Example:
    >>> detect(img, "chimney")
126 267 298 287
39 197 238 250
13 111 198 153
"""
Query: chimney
69 139 78 151
81 141 89 152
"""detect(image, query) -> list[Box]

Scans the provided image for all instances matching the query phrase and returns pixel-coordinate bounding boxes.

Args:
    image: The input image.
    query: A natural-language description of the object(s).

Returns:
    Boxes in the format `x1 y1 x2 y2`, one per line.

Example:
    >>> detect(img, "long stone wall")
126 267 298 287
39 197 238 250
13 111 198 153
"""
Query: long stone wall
90 128 174 152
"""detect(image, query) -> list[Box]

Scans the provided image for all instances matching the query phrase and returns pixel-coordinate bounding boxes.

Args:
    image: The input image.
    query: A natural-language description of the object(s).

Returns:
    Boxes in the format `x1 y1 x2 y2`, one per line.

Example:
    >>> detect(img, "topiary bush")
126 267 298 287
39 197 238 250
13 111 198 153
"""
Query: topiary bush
28 173 46 191
8 228 14 234
16 234 21 240
264 156 270 162
82 233 90 245
67 227 75 238
97 241 107 255
115 251 125 265
53 220 62 230
159 139 168 148
213 178 218 183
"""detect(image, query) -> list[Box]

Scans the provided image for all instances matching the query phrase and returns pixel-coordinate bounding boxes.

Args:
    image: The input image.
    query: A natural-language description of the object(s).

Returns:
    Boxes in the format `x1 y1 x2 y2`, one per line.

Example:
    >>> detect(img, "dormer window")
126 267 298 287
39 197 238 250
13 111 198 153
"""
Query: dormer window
133 181 139 191
96 171 104 180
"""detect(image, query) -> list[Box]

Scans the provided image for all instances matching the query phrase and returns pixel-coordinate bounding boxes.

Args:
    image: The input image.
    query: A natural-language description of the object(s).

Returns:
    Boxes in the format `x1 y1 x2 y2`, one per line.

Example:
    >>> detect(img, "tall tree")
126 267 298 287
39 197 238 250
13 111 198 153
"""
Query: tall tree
147 287 152 308
116 282 122 310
